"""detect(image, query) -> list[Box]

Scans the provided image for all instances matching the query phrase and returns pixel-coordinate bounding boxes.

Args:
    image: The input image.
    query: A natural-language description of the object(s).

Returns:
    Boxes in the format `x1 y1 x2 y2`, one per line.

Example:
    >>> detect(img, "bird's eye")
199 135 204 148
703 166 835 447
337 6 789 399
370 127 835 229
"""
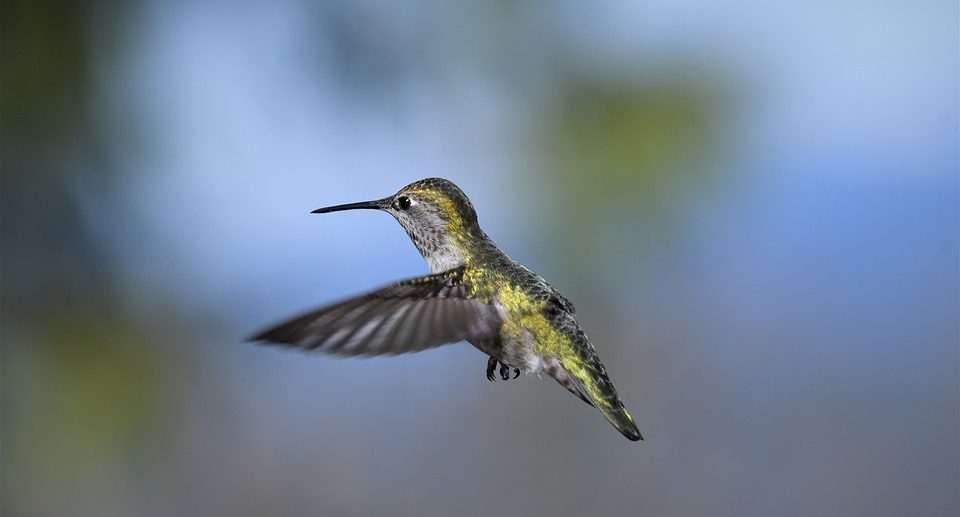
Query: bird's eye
396 196 412 210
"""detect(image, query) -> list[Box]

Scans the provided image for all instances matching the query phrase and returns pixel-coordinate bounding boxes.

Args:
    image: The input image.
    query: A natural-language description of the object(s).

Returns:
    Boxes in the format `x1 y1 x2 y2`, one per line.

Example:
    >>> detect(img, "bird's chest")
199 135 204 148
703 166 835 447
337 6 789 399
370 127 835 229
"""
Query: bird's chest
491 297 558 373
423 246 465 273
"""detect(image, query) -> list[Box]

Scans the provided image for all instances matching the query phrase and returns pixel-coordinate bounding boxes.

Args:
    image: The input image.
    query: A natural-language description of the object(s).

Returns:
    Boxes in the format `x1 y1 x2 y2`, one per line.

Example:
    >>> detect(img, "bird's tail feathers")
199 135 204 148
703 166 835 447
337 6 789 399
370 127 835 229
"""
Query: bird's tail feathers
558 363 643 442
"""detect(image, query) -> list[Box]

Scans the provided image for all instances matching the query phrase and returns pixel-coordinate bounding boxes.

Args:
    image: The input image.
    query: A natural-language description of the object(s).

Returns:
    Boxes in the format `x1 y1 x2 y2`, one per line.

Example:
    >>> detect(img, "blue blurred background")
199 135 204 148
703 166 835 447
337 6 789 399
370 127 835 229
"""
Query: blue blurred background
2 1 957 516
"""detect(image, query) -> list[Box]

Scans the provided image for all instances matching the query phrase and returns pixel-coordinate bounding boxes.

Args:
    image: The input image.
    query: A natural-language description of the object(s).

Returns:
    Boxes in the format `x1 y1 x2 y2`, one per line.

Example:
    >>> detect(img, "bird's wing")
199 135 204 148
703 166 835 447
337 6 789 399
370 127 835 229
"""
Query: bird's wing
249 266 501 356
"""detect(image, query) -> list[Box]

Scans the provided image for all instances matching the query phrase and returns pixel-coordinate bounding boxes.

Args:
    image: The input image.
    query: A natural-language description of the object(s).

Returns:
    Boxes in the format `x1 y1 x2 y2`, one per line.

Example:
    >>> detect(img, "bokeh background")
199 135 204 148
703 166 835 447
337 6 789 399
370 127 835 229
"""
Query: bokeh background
2 1 957 516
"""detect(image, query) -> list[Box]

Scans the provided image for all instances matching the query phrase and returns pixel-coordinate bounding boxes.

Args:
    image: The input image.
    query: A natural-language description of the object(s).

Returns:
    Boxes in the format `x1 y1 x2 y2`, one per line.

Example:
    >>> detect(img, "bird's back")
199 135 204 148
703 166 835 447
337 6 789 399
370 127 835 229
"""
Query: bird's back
468 245 642 441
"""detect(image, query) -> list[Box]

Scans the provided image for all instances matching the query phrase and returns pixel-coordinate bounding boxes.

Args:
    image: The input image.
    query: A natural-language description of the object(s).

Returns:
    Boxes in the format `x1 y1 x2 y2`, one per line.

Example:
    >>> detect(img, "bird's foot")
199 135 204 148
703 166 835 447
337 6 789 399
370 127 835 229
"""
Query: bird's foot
486 358 521 381
487 357 520 382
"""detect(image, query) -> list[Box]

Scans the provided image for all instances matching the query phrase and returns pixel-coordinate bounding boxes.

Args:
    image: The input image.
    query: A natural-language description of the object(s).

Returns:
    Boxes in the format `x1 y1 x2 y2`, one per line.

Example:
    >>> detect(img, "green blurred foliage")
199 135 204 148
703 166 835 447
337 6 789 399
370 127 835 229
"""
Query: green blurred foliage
534 74 724 289
1 1 92 148
2 0 100 318
546 80 715 187
2 4 170 514
3 311 175 515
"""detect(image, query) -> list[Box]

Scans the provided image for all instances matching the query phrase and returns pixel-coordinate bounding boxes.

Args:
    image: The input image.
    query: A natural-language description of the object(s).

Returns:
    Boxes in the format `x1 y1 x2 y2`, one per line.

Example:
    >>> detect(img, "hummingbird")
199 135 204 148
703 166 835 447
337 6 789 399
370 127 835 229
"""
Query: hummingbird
250 178 642 441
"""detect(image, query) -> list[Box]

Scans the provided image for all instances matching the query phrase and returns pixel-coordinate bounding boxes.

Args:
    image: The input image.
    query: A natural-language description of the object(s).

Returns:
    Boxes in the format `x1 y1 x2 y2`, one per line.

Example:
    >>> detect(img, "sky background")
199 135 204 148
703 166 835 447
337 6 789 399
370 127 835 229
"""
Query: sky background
2 1 958 516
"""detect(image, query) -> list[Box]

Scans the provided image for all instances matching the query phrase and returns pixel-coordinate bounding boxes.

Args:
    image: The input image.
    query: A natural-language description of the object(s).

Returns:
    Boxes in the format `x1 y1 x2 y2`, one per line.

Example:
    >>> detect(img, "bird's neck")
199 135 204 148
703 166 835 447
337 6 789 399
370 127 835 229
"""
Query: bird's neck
419 237 468 273
402 223 494 274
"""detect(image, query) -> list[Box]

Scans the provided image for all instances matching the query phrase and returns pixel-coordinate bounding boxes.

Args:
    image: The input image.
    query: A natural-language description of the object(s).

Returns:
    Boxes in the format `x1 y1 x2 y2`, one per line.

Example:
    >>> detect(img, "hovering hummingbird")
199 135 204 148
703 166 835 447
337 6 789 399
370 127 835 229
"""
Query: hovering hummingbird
250 178 642 441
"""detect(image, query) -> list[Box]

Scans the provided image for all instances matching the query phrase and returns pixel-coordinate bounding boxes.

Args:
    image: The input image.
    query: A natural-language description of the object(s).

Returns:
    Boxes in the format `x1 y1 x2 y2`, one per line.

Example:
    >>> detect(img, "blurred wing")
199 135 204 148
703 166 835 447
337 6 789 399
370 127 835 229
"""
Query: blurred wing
249 266 501 356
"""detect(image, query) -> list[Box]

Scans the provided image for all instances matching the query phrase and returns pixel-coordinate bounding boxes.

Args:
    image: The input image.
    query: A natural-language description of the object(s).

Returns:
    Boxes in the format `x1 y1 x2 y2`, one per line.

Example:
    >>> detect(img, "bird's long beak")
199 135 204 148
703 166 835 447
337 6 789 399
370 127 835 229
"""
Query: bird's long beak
311 198 387 214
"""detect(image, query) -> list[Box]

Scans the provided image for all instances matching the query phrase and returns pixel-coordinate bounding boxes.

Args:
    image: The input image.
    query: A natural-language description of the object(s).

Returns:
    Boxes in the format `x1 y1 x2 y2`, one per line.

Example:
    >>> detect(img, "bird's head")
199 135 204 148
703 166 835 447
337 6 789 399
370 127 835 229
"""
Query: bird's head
312 178 482 271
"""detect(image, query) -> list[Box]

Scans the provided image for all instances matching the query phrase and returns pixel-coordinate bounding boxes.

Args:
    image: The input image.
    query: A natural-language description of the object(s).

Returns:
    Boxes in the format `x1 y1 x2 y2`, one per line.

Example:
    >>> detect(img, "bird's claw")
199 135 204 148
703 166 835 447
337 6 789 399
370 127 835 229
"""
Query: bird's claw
487 357 521 381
